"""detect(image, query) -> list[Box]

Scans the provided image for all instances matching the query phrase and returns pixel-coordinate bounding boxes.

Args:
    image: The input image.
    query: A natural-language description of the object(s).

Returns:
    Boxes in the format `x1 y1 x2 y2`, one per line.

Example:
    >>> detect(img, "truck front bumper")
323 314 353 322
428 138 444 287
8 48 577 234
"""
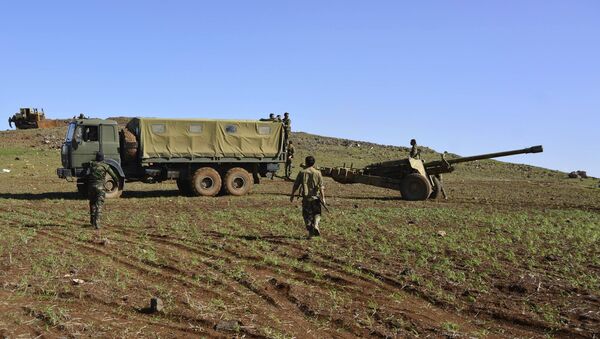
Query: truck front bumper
57 168 73 178
57 168 86 179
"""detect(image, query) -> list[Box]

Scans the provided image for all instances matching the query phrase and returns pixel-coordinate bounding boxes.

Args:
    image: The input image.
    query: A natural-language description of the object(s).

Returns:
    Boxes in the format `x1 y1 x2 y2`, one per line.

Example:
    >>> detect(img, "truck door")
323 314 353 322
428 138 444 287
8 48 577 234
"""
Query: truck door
100 124 120 164
72 125 100 168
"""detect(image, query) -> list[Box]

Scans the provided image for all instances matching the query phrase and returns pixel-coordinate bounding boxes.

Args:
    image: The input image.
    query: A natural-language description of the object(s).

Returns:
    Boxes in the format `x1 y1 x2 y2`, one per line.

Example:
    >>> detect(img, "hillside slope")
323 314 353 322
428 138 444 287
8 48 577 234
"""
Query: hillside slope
1 126 565 181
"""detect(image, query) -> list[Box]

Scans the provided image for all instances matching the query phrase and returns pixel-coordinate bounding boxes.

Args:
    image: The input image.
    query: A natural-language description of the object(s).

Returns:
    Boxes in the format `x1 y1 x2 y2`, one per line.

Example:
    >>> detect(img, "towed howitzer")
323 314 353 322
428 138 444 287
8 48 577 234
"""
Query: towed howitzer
320 145 543 201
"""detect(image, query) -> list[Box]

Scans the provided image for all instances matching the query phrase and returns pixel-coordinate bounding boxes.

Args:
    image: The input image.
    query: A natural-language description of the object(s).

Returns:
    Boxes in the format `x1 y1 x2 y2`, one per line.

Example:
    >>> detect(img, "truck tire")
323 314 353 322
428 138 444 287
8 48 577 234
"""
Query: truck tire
177 178 194 196
400 173 431 201
191 167 222 197
104 174 123 199
224 167 253 196
429 175 441 200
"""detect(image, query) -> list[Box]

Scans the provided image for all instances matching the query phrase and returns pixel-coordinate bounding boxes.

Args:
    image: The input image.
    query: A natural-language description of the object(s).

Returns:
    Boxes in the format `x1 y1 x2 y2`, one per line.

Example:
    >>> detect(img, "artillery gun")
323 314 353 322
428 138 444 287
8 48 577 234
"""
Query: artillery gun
320 145 543 201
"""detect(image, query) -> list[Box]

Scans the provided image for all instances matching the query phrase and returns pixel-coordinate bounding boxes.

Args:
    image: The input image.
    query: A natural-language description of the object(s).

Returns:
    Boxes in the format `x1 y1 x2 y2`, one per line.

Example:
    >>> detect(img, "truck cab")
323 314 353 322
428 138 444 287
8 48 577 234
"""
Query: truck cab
57 118 124 197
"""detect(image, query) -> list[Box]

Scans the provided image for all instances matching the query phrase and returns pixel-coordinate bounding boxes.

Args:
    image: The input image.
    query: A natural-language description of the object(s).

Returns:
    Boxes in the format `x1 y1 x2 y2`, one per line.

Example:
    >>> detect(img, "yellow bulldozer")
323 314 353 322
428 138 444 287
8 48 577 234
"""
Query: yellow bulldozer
8 108 65 129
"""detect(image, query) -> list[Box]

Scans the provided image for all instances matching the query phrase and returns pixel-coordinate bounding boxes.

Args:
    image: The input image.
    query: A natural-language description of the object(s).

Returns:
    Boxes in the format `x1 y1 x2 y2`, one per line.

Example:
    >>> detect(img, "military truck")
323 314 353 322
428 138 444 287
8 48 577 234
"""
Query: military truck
57 116 289 198
320 146 543 200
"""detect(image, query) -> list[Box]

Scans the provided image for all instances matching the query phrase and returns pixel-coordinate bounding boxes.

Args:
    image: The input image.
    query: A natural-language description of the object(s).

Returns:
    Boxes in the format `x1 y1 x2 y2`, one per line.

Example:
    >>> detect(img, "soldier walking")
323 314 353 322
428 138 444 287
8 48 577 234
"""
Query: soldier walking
87 152 119 229
409 139 421 159
285 140 295 179
290 156 325 238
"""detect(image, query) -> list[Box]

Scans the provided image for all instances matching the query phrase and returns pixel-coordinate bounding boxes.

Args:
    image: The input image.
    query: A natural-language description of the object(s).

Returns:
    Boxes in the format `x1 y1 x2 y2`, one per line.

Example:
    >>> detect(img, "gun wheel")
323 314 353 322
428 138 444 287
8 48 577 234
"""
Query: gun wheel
224 167 253 196
400 173 431 201
192 167 222 196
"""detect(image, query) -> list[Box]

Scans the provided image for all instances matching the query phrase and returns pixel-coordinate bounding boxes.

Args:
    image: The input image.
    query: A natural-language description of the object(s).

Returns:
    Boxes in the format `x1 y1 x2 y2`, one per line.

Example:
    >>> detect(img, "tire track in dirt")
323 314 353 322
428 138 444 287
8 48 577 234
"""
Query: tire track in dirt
5 207 344 338
7 206 286 312
196 232 554 337
137 231 478 336
134 233 354 337
1 205 565 337
28 228 273 337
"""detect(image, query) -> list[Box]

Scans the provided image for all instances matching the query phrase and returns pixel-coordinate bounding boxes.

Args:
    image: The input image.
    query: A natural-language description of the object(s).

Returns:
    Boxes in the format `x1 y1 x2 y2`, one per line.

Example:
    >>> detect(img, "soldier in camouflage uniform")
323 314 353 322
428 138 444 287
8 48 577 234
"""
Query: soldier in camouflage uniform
290 156 325 238
283 112 291 140
87 152 119 229
409 139 421 159
285 140 295 179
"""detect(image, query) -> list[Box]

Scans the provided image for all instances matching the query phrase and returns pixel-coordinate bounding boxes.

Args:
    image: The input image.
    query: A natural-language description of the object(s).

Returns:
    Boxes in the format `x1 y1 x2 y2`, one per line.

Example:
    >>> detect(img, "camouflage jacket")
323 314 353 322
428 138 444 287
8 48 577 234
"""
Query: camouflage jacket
293 166 323 201
87 161 119 190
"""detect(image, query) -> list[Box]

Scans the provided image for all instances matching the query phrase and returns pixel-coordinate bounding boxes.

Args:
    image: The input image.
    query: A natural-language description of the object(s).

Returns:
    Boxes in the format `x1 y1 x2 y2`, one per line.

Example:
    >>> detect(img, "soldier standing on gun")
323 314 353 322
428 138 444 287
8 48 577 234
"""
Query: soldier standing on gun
87 152 119 229
285 140 295 179
290 156 325 238
409 139 421 159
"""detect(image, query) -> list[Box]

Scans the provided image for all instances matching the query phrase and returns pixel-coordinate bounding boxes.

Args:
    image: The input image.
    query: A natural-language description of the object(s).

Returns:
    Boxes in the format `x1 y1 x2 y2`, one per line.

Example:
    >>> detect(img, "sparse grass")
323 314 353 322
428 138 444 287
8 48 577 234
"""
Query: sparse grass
0 130 598 337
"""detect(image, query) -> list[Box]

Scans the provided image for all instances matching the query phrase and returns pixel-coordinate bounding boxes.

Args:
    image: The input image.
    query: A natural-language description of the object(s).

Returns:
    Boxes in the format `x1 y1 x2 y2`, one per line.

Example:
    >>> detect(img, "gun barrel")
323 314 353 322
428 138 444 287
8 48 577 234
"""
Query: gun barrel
445 145 543 165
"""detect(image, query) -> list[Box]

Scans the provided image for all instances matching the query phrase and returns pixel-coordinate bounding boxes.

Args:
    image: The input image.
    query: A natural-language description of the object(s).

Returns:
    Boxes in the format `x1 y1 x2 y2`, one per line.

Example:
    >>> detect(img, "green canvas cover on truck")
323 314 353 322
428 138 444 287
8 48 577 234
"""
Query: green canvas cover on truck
135 118 284 159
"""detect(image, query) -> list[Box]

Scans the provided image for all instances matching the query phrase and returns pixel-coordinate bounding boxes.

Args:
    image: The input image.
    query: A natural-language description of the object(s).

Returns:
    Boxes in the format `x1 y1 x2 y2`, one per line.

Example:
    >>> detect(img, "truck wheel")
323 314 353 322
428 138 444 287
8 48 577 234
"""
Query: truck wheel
400 173 431 201
429 176 441 200
76 179 88 198
104 174 123 199
177 178 194 196
191 167 222 196
224 167 253 196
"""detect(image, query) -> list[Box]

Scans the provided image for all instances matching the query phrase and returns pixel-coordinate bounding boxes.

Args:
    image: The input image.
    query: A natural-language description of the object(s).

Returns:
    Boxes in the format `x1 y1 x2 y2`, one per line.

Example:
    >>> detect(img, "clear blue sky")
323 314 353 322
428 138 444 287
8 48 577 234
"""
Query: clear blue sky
1 1 598 176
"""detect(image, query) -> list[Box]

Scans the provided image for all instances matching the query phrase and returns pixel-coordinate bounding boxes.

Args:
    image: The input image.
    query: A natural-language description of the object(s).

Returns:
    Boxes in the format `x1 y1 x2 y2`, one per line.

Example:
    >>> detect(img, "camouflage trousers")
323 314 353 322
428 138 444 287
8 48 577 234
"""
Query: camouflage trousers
88 186 105 229
302 199 321 237
285 159 293 178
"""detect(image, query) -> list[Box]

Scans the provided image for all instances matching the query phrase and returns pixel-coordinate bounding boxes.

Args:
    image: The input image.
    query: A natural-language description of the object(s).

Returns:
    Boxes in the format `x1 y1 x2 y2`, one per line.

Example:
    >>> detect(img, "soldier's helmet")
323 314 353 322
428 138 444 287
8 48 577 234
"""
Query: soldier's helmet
305 156 315 167
269 113 275 118
410 139 417 145
96 152 104 161
284 112 289 117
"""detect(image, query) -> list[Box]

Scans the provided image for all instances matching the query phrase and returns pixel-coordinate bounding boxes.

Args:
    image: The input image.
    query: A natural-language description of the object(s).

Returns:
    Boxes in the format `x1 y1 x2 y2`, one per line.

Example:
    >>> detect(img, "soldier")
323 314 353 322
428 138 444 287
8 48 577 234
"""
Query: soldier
276 114 282 122
409 139 421 159
285 140 295 179
283 112 291 126
290 156 325 238
283 112 291 139
87 152 119 229
260 113 276 122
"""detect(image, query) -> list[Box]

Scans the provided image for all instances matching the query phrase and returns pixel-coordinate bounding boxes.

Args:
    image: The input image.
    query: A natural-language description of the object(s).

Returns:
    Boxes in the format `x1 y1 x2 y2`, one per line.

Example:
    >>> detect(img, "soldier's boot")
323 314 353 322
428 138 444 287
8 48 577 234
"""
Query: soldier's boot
313 215 321 236
305 222 314 239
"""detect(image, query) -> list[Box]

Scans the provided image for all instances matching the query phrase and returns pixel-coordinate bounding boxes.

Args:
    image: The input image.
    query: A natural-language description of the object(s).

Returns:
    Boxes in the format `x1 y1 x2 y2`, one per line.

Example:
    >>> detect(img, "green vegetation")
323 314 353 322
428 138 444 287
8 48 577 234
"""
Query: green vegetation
0 128 598 337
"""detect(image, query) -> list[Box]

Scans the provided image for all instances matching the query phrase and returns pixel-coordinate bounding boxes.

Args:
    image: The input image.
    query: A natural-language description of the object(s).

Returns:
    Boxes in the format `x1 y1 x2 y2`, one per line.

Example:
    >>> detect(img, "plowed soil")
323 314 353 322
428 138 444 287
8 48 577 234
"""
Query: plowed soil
0 127 598 338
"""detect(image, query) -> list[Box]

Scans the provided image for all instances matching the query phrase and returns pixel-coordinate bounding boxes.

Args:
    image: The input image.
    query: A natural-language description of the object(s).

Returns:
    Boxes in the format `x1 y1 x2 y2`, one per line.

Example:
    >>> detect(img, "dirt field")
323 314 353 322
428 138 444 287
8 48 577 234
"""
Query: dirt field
0 127 598 338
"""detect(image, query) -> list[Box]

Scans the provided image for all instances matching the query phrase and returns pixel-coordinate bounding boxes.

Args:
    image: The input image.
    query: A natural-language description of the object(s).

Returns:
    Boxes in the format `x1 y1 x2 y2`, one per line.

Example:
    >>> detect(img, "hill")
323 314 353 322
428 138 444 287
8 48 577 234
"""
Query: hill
0 126 598 337
1 125 565 180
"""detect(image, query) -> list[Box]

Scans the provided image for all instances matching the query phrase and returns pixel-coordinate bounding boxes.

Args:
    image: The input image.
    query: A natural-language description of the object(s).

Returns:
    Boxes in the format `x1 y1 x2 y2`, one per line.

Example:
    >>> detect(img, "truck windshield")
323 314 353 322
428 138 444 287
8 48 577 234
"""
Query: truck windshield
65 123 76 142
